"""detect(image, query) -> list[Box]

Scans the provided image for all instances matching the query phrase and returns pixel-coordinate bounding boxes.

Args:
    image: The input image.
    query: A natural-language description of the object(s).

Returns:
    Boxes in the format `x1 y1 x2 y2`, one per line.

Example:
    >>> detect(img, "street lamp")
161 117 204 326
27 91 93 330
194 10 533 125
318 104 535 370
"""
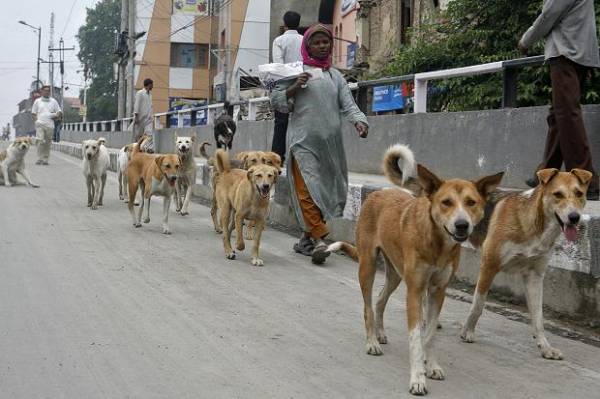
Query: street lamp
18 20 42 92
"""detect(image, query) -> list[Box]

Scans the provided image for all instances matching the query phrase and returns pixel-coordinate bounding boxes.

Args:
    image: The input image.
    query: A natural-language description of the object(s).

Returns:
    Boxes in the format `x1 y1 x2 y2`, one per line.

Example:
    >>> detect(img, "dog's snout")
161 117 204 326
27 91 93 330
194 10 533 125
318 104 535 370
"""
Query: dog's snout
262 184 270 190
454 219 469 232
170 176 177 182
86 154 92 160
568 212 581 225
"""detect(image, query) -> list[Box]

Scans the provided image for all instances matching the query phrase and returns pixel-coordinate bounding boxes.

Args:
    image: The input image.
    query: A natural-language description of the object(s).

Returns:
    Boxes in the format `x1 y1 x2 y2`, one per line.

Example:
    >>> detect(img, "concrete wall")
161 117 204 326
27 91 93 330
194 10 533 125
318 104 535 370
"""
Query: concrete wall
61 104 600 189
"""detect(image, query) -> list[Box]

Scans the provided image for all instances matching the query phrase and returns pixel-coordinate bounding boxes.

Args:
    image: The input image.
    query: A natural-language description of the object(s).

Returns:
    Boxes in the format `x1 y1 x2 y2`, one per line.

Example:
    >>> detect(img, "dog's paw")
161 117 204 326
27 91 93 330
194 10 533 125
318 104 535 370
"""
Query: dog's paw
98 201 103 206
460 328 475 343
30 183 40 188
540 346 563 360
133 223 142 228
225 251 236 260
119 195 124 200
365 339 383 356
408 379 428 396
425 363 445 380
251 258 264 267
180 211 189 216
376 331 388 345
91 204 98 210
143 218 150 224
162 227 172 235
87 202 92 207
236 241 245 251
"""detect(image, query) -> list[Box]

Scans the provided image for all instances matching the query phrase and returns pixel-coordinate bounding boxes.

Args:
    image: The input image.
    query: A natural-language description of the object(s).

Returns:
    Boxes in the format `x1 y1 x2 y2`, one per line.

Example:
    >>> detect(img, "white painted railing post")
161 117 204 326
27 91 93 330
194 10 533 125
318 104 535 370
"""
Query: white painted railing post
248 100 257 121
177 112 184 127
111 121 117 132
414 77 428 114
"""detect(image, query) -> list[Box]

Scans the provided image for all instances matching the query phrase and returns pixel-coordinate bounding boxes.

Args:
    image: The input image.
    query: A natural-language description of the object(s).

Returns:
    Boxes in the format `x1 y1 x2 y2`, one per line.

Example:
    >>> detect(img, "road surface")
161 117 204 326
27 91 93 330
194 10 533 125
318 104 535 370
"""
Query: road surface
0 149 599 398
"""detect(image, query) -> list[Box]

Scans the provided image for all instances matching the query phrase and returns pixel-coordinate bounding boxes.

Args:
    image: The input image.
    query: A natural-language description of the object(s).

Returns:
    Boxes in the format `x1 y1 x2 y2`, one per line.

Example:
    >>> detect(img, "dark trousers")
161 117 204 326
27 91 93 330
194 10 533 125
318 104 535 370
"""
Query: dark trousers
538 56 598 191
272 111 289 162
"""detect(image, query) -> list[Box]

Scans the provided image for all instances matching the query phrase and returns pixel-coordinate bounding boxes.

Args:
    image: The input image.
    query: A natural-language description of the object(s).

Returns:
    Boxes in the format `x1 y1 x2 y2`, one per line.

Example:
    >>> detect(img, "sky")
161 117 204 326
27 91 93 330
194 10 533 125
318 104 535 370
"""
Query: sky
0 0 101 126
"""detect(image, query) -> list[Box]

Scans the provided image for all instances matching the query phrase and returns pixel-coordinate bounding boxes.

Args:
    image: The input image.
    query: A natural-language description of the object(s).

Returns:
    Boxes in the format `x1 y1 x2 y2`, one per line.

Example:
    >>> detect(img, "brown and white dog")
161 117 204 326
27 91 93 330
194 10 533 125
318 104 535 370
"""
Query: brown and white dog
0 136 38 187
460 168 592 360
173 134 197 216
213 149 278 266
117 135 154 202
127 137 181 234
326 144 503 396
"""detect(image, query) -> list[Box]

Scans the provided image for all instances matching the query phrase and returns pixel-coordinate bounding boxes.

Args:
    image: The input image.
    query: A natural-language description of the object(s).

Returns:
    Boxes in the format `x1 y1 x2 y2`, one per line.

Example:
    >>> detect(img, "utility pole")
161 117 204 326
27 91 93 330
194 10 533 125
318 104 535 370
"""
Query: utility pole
126 0 136 117
49 38 75 110
117 0 128 119
49 13 55 97
17 20 42 91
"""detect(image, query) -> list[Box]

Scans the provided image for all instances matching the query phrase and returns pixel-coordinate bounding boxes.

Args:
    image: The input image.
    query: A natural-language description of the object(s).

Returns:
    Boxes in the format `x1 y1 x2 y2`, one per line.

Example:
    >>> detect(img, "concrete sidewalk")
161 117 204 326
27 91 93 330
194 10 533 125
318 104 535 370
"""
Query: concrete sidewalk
0 147 599 398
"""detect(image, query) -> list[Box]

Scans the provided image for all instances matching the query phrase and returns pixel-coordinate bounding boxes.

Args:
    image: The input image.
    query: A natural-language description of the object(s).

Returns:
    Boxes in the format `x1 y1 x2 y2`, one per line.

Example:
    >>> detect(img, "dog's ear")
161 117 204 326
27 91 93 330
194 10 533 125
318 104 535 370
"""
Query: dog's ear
247 167 255 181
474 172 504 200
190 133 196 142
571 168 593 186
154 155 165 169
536 168 559 185
417 164 443 196
241 154 249 169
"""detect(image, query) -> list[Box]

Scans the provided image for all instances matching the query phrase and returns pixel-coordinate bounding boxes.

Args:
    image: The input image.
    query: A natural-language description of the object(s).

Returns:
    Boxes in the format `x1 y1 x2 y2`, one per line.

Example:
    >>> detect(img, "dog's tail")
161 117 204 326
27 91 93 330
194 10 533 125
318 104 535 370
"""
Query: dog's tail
98 137 107 146
200 141 216 166
326 241 358 262
382 144 417 187
131 135 146 157
215 149 230 173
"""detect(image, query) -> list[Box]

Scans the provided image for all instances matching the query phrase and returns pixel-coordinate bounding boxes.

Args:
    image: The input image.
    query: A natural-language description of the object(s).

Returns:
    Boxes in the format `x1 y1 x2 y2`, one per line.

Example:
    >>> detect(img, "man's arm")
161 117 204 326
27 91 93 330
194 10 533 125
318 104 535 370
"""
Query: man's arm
133 91 141 122
272 38 284 64
31 101 38 122
520 0 576 49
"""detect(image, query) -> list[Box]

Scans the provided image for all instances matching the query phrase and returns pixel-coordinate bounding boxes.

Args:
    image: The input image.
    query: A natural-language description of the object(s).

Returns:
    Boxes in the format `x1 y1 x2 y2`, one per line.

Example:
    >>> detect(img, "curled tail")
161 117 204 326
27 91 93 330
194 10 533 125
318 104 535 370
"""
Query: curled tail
131 135 146 157
382 144 417 187
215 149 230 173
199 141 211 160
326 241 358 262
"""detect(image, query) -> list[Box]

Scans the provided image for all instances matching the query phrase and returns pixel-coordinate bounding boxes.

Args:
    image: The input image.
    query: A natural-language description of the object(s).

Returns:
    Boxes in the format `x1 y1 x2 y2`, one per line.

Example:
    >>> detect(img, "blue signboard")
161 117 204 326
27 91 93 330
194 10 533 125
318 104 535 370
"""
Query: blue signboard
346 42 356 69
169 97 207 126
372 85 404 112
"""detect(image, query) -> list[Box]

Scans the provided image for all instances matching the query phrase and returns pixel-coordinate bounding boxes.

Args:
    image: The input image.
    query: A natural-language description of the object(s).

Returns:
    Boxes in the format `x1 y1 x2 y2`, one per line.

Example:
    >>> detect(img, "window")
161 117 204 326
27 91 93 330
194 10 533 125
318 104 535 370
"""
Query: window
170 43 209 68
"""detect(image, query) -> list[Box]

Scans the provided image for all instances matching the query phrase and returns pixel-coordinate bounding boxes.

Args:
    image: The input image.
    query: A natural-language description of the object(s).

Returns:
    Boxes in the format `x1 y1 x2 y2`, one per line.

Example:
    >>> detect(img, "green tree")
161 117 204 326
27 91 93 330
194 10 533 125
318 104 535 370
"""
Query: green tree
382 0 600 112
77 0 119 121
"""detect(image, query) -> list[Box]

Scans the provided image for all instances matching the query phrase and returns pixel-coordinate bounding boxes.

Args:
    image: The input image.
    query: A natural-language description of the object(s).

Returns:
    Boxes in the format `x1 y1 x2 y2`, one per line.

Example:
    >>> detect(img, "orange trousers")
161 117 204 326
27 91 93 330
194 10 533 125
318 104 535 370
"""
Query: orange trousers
291 156 329 239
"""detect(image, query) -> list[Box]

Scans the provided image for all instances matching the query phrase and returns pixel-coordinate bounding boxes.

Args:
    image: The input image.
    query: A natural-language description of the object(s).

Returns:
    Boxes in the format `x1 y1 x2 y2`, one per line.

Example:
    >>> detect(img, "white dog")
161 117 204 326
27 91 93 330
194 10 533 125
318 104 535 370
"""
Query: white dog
82 139 109 210
117 143 133 201
174 135 197 216
0 136 39 187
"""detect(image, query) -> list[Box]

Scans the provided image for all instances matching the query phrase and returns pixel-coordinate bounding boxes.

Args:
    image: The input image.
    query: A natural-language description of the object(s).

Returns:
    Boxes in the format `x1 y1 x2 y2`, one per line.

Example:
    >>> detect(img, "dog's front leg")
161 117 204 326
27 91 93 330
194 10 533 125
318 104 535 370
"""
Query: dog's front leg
423 285 446 381
162 195 172 234
91 175 101 210
523 261 562 360
181 183 193 216
174 181 182 213
143 193 151 224
406 272 427 396
250 220 265 266
86 175 94 207
137 195 146 226
3 163 12 187
17 168 39 188
234 211 245 251
221 204 235 259
98 173 107 206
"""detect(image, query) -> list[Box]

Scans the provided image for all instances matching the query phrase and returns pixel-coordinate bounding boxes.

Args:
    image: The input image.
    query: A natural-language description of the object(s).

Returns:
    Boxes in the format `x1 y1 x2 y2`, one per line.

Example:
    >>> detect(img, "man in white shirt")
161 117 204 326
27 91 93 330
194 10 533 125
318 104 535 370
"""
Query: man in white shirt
31 85 62 165
271 11 303 162
133 78 154 141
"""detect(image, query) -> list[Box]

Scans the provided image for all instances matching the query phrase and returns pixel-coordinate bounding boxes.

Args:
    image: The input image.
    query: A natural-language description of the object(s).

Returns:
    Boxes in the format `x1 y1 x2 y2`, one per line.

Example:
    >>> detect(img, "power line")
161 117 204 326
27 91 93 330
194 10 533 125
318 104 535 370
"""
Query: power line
60 0 79 37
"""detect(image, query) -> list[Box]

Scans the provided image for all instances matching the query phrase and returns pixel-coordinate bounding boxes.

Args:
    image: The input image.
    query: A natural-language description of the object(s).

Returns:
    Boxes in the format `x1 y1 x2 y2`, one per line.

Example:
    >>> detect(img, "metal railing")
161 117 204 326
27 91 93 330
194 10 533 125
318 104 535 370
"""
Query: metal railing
63 54 548 132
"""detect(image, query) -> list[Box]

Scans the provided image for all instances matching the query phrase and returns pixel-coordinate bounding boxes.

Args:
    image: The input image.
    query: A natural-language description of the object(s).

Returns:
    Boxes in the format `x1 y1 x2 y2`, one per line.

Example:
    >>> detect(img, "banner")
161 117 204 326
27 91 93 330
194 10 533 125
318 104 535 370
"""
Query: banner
169 97 207 126
372 85 404 113
172 0 208 16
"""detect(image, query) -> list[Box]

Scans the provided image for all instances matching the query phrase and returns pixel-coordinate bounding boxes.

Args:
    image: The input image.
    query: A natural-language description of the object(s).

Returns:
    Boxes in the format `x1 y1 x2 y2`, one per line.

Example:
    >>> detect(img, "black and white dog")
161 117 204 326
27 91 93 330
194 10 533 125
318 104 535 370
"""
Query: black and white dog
214 113 236 150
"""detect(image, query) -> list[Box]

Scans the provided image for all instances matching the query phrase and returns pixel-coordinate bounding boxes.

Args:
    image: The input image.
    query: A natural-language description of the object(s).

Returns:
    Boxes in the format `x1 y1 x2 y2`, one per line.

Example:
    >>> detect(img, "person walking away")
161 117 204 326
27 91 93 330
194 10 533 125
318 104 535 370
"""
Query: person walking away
53 114 62 143
271 11 303 163
520 0 600 200
270 24 369 265
31 85 62 165
133 78 154 142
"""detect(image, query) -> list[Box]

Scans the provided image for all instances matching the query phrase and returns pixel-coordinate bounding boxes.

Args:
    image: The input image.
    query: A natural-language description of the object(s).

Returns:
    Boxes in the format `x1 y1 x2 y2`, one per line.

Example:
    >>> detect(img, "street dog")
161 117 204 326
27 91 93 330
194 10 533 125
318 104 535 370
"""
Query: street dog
214 113 236 150
460 168 592 360
0 136 39 187
213 149 278 266
201 143 281 235
323 144 503 396
174 134 197 215
82 139 110 210
117 136 155 202
127 137 181 234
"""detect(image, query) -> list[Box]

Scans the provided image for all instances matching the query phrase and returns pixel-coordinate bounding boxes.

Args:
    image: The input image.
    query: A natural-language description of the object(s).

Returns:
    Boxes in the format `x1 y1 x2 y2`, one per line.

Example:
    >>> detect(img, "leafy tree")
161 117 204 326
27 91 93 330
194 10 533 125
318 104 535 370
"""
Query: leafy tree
77 0 119 121
382 0 600 112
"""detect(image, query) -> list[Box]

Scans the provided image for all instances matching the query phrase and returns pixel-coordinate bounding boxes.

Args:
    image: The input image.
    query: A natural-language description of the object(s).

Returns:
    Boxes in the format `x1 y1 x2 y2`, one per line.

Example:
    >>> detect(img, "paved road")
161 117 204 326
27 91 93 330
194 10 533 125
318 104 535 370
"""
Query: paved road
1 149 599 399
